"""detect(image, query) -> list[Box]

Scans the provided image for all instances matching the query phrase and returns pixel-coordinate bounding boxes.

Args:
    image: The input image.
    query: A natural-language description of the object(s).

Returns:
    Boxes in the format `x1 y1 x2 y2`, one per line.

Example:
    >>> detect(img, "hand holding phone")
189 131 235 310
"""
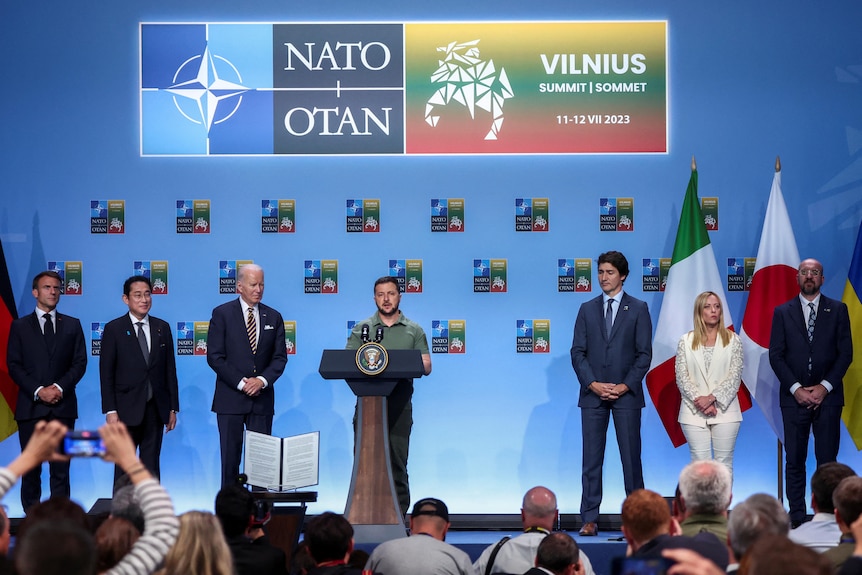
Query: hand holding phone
61 431 106 457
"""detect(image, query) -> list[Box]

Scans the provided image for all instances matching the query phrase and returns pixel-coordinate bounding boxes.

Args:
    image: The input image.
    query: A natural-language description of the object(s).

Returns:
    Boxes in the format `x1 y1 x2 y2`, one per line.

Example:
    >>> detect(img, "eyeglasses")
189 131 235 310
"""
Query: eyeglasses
798 269 821 277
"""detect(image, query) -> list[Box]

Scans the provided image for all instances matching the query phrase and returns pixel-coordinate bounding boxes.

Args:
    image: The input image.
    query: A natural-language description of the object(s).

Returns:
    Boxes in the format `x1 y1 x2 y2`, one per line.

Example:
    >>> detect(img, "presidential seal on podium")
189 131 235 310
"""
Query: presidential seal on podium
355 341 389 376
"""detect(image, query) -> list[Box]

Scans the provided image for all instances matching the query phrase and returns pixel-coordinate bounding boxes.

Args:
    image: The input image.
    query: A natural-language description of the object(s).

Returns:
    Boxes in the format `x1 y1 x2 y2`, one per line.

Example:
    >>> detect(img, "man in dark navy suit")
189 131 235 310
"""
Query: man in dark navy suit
570 251 652 536
6 270 87 511
208 264 287 487
100 275 179 488
770 258 853 526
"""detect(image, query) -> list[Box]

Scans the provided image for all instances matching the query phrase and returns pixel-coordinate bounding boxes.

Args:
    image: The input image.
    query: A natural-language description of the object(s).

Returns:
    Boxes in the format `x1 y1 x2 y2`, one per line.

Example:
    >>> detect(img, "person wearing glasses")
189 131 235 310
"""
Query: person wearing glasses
769 259 853 527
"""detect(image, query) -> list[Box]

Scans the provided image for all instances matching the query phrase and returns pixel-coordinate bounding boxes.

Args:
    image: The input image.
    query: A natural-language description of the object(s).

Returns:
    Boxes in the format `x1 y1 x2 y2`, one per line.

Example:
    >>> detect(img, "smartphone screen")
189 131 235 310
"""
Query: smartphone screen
62 431 106 457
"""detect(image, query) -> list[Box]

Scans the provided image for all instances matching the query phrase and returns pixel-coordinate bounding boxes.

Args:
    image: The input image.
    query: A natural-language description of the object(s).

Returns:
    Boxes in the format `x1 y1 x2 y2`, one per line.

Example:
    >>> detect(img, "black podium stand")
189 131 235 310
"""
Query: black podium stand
319 348 424 543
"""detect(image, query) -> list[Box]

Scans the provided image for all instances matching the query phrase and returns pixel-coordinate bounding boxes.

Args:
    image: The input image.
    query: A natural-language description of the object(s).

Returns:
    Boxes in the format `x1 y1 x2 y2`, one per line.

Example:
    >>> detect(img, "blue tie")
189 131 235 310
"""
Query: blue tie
605 299 614 336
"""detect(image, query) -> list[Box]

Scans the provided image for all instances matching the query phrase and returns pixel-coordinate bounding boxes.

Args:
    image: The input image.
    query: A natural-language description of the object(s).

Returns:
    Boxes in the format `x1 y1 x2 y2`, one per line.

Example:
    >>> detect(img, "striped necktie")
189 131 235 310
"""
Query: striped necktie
247 307 257 354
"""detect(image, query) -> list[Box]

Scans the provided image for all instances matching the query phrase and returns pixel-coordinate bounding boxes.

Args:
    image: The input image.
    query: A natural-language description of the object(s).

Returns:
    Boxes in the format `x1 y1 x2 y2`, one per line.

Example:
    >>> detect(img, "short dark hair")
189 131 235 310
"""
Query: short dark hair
304 512 353 564
373 276 399 291
16 520 96 575
215 485 256 538
16 497 91 543
812 462 855 513
123 275 152 297
834 476 862 525
597 251 629 279
536 532 580 575
31 270 62 290
741 534 832 575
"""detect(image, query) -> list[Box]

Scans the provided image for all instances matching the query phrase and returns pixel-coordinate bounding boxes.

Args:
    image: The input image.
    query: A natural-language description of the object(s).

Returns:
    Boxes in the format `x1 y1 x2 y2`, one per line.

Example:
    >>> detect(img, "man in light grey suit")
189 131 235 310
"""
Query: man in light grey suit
570 251 652 536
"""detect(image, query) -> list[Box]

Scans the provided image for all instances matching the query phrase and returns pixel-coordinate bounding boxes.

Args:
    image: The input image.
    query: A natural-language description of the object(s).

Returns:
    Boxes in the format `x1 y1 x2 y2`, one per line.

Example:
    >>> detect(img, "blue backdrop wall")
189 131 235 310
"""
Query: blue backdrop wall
1 1 861 518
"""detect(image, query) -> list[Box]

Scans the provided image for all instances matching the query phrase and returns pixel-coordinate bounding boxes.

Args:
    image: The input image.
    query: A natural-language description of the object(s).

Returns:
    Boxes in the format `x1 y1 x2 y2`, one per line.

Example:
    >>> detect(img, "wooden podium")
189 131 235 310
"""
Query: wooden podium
319 348 424 543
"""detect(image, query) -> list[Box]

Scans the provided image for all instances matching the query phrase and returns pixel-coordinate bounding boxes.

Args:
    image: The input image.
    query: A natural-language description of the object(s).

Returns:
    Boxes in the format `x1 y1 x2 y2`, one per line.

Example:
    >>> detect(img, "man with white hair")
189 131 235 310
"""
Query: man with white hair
208 263 287 487
677 460 732 542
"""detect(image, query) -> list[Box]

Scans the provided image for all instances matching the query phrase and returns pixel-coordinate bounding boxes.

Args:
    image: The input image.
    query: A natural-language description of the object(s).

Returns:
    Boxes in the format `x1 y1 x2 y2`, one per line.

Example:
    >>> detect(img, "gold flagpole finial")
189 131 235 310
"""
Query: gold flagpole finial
691 155 697 171
775 156 781 172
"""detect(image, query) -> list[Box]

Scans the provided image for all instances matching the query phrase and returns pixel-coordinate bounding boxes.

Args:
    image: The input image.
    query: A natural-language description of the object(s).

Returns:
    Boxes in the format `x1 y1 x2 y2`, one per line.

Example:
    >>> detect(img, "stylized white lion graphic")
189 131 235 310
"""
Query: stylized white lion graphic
407 277 421 291
280 217 293 231
534 215 547 230
110 218 123 232
285 339 294 354
152 278 167 293
492 276 506 290
67 279 81 293
618 215 632 229
195 218 209 231
364 216 378 231
323 278 337 291
449 216 463 230
425 39 514 141
196 340 208 352
450 338 464 352
534 337 549 351
577 277 590 289
704 214 717 228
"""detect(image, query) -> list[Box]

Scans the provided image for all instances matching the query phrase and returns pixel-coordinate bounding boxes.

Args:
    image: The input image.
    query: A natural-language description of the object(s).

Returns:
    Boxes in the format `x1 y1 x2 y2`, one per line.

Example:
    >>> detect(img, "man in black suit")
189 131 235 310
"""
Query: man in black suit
523 532 583 575
570 251 652 536
6 270 87 511
100 275 179 487
769 258 853 526
208 263 287 487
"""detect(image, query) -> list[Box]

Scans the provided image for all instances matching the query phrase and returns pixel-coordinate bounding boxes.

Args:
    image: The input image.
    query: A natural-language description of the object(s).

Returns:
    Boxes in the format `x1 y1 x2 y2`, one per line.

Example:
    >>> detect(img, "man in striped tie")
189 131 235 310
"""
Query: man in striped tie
770 258 853 527
208 263 287 487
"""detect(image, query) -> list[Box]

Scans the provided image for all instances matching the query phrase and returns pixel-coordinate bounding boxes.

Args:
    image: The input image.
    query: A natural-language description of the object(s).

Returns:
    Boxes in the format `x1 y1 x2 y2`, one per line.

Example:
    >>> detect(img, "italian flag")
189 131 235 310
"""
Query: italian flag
0 237 18 441
646 162 752 447
739 163 800 444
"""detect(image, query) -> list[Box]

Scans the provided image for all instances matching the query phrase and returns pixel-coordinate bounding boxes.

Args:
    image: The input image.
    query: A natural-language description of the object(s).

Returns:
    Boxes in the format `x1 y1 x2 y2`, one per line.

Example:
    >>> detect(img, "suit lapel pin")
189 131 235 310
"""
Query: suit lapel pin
623 305 629 311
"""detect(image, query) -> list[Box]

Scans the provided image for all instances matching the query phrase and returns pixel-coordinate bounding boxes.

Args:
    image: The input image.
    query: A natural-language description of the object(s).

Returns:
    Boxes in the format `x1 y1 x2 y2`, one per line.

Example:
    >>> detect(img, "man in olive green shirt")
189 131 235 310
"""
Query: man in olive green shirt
346 276 432 515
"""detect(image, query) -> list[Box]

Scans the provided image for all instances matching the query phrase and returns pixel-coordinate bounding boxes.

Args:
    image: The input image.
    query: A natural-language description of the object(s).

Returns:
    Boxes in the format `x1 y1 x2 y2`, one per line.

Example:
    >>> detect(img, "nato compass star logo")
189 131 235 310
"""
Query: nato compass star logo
142 23 274 155
166 47 248 133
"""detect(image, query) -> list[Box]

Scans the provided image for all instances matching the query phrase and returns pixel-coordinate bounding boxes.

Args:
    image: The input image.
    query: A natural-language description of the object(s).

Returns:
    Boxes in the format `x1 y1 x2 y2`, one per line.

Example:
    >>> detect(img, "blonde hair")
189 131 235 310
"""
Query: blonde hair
691 291 730 350
162 511 234 575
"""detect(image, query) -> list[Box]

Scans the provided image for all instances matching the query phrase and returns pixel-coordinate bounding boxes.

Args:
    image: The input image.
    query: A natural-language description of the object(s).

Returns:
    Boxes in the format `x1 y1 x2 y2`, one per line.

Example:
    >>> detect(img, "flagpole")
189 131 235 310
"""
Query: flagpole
775 154 784 504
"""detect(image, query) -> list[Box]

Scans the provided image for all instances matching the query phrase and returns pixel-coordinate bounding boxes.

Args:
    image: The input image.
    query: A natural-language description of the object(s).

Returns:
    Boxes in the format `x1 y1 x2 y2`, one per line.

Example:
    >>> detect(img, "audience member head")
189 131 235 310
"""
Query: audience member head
16 496 91 543
535 532 582 575
679 460 732 516
15 520 96 575
95 516 140 573
409 497 451 541
833 476 862 532
0 505 9 556
110 484 144 534
522 486 558 531
290 540 316 575
739 533 831 575
728 494 790 561
621 489 671 551
348 549 370 570
303 511 354 565
162 511 233 575
672 484 686 522
214 484 255 538
810 462 855 514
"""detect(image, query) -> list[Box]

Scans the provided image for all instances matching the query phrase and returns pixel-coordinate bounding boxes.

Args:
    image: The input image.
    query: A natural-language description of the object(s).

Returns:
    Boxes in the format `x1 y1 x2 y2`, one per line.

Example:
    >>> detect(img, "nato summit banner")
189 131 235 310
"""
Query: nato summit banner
141 21 666 156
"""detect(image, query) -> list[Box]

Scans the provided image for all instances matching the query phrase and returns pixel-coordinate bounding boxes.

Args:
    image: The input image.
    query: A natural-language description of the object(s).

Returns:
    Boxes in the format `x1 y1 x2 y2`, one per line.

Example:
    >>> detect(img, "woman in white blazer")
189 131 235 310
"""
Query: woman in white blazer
675 291 743 475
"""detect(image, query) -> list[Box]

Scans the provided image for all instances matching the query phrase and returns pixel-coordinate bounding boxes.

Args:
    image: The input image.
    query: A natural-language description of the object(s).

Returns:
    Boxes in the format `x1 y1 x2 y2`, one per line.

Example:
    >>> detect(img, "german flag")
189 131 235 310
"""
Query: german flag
0 238 18 441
